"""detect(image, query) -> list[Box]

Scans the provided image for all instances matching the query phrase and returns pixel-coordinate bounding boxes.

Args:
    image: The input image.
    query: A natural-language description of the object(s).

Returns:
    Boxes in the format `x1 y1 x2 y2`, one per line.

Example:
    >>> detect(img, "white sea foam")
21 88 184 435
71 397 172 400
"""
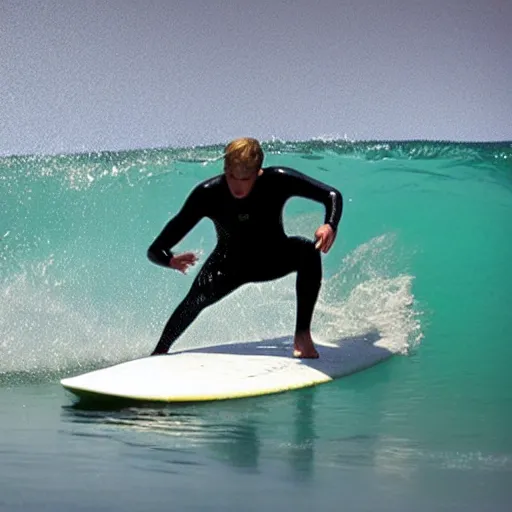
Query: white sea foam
0 257 152 376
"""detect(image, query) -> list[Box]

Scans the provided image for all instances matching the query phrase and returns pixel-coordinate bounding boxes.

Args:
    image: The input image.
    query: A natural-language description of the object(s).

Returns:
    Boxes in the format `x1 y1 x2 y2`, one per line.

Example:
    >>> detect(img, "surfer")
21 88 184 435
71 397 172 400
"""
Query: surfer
147 137 342 358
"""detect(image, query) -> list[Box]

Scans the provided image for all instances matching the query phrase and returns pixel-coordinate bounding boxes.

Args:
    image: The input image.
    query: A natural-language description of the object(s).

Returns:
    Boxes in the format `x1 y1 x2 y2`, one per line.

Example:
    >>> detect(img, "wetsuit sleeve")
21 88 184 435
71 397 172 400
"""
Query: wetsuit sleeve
279 167 343 231
147 185 206 267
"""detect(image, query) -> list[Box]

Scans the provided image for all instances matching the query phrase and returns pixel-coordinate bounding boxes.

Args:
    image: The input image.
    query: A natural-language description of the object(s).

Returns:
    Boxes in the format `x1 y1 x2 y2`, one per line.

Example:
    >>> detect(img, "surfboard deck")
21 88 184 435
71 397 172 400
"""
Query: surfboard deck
60 334 393 403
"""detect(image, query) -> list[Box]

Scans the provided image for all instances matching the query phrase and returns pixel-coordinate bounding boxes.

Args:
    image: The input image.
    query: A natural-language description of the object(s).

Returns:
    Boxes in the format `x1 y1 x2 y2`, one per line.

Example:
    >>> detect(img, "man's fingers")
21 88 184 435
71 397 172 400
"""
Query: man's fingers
177 254 198 265
316 234 331 251
317 234 334 253
178 259 197 274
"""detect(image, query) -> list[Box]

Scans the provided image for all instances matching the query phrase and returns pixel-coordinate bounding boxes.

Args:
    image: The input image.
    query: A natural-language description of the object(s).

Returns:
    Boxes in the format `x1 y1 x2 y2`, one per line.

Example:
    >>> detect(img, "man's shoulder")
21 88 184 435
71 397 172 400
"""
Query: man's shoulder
263 166 303 178
182 175 224 213
192 174 224 195
199 174 224 188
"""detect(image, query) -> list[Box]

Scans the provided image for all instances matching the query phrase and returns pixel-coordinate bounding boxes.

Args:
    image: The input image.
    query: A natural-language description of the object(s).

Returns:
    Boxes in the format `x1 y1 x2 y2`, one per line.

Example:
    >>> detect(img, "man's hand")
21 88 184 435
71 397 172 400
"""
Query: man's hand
169 252 198 274
314 224 336 253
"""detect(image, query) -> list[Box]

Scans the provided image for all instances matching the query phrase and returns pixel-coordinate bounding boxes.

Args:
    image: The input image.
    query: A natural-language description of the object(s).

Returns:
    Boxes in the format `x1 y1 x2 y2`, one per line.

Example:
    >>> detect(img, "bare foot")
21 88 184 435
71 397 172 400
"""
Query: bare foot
293 332 319 359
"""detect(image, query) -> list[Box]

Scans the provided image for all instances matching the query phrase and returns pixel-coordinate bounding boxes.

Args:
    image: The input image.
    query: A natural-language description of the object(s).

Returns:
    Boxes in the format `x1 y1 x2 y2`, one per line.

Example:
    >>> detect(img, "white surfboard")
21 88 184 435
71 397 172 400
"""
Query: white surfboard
60 334 394 403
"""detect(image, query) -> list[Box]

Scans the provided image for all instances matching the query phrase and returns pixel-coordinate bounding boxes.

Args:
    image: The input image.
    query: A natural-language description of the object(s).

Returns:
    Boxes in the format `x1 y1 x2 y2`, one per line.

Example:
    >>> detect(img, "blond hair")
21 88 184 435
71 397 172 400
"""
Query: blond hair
224 137 263 176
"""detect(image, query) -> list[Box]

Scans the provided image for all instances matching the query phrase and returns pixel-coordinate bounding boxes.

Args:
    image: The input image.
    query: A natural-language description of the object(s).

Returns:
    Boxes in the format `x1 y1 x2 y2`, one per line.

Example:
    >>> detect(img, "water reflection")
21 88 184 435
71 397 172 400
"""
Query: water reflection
61 392 315 477
288 388 315 480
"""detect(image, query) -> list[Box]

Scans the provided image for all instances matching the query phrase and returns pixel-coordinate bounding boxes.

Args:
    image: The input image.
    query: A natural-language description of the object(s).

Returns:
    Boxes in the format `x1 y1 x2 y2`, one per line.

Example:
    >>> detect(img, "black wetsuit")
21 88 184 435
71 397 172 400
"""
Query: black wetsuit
148 166 343 354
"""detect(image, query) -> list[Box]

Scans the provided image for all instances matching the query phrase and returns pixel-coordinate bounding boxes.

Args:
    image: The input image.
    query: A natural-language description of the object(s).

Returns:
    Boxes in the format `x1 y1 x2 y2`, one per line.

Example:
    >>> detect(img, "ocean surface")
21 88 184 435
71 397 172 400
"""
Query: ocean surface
1 139 511 511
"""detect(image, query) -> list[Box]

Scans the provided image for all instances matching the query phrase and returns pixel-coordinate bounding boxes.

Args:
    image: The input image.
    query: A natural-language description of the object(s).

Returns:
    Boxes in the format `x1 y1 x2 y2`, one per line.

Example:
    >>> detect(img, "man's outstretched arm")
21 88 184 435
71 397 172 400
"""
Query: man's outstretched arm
274 167 343 253
278 166 343 230
147 186 206 267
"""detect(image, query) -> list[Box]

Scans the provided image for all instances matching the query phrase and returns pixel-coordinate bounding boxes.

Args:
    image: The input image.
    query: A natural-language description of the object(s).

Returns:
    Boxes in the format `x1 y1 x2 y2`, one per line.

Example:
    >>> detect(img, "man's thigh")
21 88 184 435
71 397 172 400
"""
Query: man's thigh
187 250 243 306
246 236 315 283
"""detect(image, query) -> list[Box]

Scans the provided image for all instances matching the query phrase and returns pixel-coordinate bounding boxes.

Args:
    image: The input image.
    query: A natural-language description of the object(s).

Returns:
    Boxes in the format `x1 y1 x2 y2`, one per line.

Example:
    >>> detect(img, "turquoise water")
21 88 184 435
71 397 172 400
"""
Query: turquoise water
1 140 512 510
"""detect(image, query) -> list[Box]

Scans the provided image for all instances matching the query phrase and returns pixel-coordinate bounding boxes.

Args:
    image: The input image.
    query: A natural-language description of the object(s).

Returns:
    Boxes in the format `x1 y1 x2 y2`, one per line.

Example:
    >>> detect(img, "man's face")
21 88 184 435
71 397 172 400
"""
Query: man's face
224 166 259 199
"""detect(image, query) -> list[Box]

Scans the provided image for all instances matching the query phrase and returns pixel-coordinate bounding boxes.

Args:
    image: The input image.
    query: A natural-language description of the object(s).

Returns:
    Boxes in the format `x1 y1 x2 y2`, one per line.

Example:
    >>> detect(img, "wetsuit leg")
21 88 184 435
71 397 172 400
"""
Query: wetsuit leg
248 236 322 334
152 237 321 355
152 250 242 355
